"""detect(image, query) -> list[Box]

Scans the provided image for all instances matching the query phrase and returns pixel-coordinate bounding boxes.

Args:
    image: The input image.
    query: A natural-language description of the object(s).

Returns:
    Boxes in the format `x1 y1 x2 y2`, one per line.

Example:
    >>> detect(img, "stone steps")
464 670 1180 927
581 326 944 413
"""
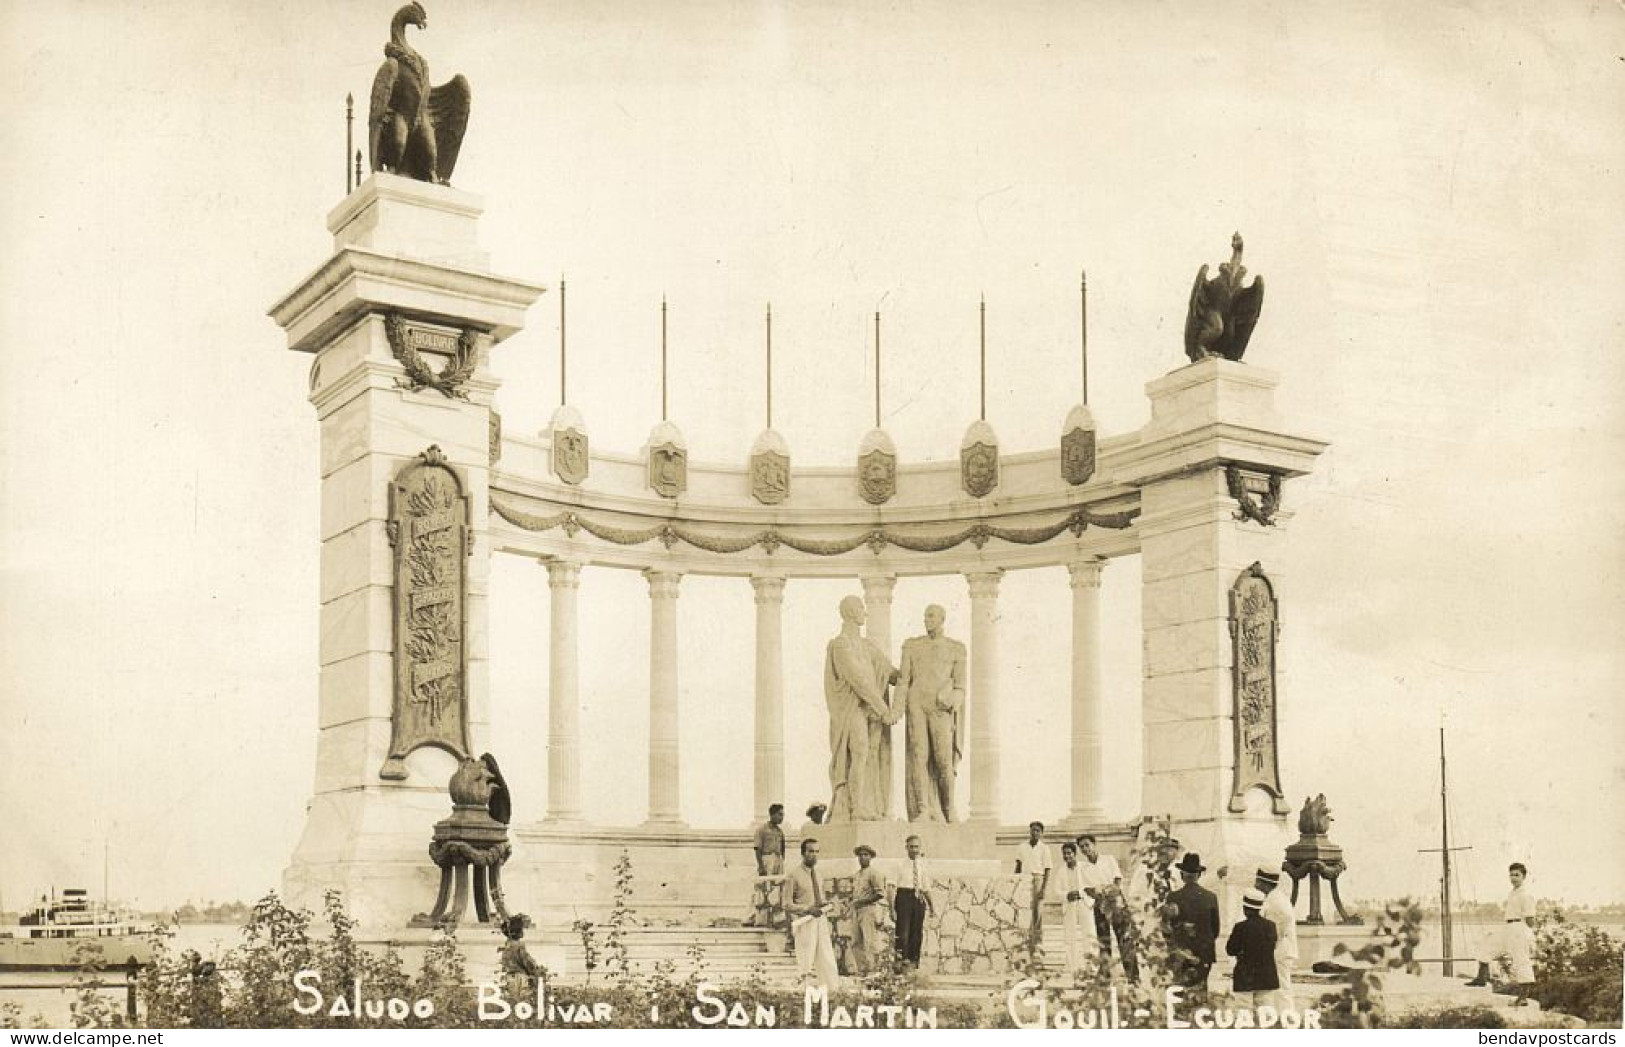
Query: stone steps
546 925 797 983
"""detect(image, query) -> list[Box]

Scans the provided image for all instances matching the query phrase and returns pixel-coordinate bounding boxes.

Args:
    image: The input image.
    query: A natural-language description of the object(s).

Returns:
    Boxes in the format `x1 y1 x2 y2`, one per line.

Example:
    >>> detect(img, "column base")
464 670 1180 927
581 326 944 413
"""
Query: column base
640 817 689 830
1059 807 1108 832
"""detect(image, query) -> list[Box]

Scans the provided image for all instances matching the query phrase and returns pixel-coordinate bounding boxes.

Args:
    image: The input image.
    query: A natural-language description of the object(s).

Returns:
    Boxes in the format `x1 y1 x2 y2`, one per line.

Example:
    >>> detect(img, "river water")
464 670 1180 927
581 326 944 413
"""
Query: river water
1 924 238 1028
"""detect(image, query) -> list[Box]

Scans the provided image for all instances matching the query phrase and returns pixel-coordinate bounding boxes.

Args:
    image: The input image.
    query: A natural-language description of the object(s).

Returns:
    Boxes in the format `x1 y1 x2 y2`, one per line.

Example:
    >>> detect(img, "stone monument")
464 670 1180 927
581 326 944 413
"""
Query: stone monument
897 605 966 823
822 595 896 823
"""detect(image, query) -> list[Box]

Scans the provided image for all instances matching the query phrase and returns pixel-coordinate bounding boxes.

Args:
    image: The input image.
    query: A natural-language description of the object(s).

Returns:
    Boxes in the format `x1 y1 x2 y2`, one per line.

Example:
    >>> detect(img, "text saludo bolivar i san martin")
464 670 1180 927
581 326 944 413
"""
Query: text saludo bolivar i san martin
291 972 1325 1029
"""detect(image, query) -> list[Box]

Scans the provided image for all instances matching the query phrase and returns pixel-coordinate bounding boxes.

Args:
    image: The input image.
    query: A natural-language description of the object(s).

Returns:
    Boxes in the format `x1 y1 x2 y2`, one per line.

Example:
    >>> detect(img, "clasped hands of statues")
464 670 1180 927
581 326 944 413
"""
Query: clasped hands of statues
868 673 961 726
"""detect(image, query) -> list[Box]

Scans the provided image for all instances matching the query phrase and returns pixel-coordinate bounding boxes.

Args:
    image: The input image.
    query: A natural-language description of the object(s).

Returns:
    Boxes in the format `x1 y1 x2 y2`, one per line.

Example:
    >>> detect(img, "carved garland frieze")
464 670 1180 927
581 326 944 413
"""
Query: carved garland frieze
490 493 1137 557
382 446 474 780
1227 562 1290 814
385 312 480 400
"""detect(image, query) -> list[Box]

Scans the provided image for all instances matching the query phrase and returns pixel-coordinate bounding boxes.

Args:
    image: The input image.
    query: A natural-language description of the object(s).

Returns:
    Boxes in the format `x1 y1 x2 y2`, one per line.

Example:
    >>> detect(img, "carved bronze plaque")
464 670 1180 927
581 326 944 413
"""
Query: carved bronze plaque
1228 563 1289 813
648 442 687 498
554 427 589 485
1061 426 1096 486
751 450 789 505
858 449 896 505
961 441 999 498
381 446 473 780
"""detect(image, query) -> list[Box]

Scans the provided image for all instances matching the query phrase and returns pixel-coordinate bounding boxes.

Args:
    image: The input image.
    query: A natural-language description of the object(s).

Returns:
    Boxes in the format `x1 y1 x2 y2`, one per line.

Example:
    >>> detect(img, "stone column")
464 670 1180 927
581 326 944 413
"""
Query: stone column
545 559 583 822
1118 357 1326 916
966 570 1004 822
645 569 684 825
267 174 542 926
751 575 786 819
1067 559 1107 825
860 574 897 657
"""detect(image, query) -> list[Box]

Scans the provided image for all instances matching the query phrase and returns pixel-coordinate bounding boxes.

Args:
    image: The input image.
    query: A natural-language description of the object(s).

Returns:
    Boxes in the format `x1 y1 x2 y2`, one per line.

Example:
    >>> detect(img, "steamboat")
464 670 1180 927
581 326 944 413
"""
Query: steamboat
0 889 162 971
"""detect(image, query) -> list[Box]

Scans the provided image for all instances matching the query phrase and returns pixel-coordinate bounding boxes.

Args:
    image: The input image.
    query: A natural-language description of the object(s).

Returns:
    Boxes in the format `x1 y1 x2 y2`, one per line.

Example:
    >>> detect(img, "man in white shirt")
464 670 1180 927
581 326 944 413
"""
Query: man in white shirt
1015 821 1054 949
1469 863 1536 987
785 839 839 990
1254 865 1298 1006
893 835 935 969
1056 842 1098 974
1074 834 1138 981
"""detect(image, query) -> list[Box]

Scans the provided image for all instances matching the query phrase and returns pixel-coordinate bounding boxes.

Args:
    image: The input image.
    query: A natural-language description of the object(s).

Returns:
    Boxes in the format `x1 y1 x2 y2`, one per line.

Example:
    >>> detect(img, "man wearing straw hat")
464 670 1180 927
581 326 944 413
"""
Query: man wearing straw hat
849 844 889 974
1226 889 1280 1007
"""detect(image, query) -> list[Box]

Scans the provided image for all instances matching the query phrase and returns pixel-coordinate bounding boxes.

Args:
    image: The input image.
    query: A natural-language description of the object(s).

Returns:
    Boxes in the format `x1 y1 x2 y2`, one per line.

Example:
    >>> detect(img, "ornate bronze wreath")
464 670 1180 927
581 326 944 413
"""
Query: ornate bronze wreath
386 312 479 399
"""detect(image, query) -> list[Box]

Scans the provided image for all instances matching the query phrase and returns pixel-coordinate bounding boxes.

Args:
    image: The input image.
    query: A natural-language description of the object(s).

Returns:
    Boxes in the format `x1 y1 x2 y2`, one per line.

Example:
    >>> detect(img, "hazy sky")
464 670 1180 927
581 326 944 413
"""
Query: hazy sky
1 1 1621 910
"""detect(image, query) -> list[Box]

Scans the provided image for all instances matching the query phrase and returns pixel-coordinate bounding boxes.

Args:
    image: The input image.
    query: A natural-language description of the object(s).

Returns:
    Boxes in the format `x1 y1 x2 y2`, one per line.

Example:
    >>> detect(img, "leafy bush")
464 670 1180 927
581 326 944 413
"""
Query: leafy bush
1526 911 1623 1025
1390 1006 1507 1029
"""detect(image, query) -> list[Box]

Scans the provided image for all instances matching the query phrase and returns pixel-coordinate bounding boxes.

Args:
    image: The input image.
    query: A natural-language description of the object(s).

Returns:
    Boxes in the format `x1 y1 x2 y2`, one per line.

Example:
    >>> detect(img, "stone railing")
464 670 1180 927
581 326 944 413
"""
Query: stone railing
752 873 1036 975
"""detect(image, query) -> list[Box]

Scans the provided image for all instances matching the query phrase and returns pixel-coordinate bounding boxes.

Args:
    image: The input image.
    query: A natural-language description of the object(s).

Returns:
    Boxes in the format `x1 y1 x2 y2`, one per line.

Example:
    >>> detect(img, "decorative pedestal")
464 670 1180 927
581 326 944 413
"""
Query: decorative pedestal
412 802 512 928
269 173 542 928
1284 835 1360 926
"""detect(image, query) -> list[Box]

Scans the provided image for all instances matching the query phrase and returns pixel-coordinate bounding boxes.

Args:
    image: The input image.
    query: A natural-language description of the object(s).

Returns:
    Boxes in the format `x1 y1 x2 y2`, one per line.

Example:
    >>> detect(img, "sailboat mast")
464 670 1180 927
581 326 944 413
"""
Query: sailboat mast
1440 727 1453 977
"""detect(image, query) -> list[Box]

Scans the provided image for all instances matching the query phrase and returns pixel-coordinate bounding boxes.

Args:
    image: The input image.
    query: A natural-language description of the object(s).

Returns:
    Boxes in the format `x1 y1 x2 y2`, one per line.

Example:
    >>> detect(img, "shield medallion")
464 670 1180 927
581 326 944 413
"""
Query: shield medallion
1061 426 1096 485
648 442 687 498
751 450 790 505
858 449 896 505
553 427 589 485
961 442 999 498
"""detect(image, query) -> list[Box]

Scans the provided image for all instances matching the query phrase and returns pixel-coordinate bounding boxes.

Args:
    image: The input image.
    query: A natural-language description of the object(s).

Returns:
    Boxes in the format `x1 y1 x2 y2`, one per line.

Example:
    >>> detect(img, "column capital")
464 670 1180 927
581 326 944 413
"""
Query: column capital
544 558 583 589
1068 558 1105 589
750 575 787 604
860 574 897 603
965 569 1004 600
643 568 683 599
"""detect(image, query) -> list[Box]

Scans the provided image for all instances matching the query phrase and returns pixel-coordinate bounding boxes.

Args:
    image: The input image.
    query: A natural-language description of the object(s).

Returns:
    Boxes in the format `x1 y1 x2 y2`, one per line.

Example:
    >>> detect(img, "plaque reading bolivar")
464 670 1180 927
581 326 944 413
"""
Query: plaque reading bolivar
381 445 473 779
1228 562 1289 813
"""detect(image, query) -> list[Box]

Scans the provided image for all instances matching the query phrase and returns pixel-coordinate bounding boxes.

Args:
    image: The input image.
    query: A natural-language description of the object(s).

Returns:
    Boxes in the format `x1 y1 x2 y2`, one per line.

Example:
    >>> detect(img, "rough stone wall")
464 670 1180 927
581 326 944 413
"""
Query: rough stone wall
752 873 1035 974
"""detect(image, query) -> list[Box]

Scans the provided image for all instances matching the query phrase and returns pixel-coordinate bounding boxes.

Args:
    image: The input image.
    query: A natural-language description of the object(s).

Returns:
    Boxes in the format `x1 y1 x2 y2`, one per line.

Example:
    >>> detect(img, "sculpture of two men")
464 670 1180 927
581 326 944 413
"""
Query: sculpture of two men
824 598 965 824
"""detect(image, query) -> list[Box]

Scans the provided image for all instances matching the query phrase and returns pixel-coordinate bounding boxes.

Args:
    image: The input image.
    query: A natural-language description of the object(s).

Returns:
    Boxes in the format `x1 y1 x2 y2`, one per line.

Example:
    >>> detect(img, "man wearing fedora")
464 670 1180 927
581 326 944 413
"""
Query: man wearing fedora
849 844 889 974
1255 865 1299 1006
1166 853 1219 999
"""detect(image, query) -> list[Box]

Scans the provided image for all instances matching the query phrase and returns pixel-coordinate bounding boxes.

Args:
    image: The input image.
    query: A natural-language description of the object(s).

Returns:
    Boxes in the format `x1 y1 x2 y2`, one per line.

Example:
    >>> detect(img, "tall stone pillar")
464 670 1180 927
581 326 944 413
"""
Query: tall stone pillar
1067 558 1107 826
645 569 684 825
545 559 583 822
1119 357 1325 913
965 570 1004 822
860 574 896 656
751 575 786 820
269 173 542 926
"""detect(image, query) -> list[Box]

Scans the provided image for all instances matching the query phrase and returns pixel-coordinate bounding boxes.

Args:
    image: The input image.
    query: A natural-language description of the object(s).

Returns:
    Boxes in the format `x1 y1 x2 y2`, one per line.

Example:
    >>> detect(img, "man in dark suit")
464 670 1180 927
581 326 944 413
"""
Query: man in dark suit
1225 889 1280 1007
1165 852 1219 1000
